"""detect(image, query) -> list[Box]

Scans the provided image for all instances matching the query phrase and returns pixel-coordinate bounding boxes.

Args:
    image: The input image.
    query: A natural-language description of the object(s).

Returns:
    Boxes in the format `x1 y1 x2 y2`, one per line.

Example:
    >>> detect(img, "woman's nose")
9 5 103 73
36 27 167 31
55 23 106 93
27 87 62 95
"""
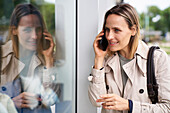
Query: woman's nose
31 30 38 39
106 32 114 40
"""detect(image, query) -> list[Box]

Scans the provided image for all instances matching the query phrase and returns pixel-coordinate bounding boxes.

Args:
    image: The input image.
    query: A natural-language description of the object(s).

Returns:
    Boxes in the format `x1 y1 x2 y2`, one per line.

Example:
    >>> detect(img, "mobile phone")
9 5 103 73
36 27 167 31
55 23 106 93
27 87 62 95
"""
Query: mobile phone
98 35 108 51
42 35 50 50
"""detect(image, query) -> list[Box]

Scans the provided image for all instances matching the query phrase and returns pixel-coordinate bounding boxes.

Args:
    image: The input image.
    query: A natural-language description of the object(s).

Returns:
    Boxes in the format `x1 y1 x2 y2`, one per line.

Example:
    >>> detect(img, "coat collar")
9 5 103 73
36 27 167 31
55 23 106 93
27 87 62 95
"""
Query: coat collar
104 40 149 96
1 40 13 57
1 40 14 71
26 54 41 77
1 40 42 73
135 40 149 76
106 53 123 94
135 40 149 60
105 40 149 79
106 53 137 89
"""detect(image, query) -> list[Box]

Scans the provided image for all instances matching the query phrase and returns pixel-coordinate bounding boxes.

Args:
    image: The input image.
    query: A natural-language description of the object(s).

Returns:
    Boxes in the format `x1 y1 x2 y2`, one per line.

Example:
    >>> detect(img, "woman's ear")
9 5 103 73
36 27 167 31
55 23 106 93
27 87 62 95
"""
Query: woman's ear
12 26 18 35
131 25 137 36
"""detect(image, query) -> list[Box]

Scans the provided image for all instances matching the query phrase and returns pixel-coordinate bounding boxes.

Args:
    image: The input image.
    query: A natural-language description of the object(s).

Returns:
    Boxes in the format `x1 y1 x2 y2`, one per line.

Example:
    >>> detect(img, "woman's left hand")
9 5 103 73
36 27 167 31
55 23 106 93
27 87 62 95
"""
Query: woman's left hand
96 94 129 111
42 31 55 68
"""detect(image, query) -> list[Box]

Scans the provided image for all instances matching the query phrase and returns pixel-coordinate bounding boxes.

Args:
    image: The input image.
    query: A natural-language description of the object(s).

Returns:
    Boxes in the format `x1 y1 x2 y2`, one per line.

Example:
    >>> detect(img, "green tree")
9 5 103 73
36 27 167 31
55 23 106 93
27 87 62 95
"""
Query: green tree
162 7 170 32
147 6 161 30
30 0 55 35
148 6 161 17
0 0 55 34
40 4 55 34
140 6 170 34
0 0 27 19
139 12 145 28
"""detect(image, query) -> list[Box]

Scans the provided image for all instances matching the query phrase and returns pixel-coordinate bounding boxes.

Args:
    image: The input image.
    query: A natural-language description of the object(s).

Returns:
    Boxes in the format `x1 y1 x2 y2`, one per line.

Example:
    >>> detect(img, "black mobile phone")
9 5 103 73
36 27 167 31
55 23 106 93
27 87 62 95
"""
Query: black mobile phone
98 35 108 51
42 35 51 50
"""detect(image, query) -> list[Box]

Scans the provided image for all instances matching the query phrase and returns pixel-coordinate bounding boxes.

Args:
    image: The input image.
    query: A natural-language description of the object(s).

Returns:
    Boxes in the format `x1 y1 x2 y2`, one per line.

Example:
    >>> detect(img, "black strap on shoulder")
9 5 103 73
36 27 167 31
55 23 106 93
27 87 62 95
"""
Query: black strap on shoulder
147 46 159 104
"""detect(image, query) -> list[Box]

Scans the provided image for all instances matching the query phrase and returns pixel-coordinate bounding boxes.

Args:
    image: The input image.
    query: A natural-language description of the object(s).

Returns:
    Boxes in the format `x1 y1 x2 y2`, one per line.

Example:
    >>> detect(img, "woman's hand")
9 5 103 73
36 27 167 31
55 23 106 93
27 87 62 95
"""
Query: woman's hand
12 92 39 109
96 94 129 111
93 30 108 69
42 31 55 68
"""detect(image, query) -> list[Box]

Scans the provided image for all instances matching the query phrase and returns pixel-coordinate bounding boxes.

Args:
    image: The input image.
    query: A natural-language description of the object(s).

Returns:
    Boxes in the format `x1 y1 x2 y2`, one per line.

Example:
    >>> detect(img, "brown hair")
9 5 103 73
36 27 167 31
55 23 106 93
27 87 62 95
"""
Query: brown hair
103 3 140 58
7 3 46 64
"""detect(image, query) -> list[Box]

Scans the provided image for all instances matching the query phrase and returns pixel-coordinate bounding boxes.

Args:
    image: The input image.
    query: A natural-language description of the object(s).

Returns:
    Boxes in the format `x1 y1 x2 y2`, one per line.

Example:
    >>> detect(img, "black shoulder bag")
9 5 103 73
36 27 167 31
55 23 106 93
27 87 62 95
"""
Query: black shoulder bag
147 46 159 104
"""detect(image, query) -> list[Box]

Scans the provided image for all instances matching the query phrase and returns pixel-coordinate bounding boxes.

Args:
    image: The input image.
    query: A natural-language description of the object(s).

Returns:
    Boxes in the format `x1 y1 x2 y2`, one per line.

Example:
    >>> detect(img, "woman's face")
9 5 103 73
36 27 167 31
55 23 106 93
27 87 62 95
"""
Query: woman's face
16 14 42 51
105 14 135 55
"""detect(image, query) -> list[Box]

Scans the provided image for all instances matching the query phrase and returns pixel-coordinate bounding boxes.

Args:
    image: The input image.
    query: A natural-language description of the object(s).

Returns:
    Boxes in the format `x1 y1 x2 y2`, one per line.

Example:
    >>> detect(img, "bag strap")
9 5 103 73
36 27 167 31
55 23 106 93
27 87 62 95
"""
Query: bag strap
147 46 159 104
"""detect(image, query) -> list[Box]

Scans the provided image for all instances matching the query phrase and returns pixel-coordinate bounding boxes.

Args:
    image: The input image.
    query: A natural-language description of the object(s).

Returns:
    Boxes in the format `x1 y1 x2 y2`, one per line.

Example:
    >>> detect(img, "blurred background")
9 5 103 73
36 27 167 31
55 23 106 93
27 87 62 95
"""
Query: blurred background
124 0 170 56
0 0 55 43
0 0 170 113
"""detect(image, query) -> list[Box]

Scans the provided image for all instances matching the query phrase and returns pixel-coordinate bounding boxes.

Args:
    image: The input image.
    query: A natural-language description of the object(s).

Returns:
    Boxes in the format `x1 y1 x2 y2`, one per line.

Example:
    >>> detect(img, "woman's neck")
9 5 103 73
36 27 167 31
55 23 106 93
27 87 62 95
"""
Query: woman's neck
19 46 35 58
119 48 132 59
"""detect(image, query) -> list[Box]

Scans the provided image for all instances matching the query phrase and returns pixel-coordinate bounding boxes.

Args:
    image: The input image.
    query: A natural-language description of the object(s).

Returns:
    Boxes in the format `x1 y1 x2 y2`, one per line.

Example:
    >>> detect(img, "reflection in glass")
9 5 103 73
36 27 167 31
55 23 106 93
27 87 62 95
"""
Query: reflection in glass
0 4 58 113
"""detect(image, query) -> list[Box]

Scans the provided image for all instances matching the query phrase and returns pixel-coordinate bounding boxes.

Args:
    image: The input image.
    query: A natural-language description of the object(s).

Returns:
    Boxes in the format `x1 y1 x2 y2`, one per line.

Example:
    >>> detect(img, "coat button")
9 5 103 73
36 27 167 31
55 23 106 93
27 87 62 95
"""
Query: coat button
88 76 93 81
139 89 144 94
2 86 7 91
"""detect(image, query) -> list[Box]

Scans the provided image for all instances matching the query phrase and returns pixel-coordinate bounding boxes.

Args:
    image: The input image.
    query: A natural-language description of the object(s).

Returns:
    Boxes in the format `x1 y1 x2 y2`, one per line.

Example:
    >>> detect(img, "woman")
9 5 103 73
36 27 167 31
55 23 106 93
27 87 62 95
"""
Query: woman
88 3 170 113
0 4 57 113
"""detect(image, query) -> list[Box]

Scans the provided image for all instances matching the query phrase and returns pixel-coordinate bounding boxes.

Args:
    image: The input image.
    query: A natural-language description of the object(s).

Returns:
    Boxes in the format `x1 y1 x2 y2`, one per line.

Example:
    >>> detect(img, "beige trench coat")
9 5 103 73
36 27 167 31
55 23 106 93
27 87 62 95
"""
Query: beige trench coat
0 40 56 86
0 93 17 113
88 41 170 113
0 40 57 107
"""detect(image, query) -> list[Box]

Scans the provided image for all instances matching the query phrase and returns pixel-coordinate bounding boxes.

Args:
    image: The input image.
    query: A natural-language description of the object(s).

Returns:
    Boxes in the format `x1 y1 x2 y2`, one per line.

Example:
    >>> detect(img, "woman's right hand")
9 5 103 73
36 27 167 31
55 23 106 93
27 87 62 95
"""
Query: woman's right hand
42 31 55 68
93 30 108 70
12 92 39 109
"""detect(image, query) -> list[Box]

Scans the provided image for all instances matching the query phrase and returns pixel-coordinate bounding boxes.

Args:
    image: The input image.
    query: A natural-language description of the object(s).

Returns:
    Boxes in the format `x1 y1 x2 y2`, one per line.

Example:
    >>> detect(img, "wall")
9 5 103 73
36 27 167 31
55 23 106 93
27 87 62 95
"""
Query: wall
77 0 116 113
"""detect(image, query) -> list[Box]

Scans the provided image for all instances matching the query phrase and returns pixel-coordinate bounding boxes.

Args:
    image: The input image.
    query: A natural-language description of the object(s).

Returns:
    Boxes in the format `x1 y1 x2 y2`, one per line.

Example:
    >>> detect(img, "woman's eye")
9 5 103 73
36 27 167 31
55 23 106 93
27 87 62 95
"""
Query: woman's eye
115 29 120 32
115 28 122 33
23 28 32 33
105 28 110 32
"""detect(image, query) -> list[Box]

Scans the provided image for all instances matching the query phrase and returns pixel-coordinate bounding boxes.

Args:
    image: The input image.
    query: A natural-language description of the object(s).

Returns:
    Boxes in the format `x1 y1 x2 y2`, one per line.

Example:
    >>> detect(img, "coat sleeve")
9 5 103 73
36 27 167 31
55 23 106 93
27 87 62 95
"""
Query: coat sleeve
0 93 18 113
41 66 59 106
88 67 107 107
6 94 18 113
42 66 57 88
133 49 170 113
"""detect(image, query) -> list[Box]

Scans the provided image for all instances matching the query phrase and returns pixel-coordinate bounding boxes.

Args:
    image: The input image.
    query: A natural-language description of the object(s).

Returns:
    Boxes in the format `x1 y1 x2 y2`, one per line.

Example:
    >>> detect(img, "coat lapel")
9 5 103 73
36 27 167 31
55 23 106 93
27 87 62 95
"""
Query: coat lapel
0 55 25 85
107 54 123 95
26 54 41 77
122 58 136 98
1 40 13 71
123 41 149 98
20 54 41 91
123 58 136 85
135 40 148 76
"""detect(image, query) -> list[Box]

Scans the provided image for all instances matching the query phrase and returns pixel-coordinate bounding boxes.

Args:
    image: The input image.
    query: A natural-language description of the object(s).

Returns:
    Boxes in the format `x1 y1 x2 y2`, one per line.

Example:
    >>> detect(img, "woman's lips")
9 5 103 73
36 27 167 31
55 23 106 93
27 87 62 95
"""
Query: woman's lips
28 41 37 45
109 41 118 46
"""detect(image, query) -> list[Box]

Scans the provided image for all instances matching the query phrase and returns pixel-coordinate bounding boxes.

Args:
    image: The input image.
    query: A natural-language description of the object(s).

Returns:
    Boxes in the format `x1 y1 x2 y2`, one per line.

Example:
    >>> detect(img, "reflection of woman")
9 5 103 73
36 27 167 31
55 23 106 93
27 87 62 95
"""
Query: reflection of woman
0 4 57 113
88 3 170 113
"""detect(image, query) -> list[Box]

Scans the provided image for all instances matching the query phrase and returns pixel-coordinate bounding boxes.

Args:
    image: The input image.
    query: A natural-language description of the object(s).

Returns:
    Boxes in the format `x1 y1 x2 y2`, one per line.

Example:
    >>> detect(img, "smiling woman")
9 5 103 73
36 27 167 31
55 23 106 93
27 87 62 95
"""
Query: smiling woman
0 4 58 113
8 4 53 60
88 3 170 113
16 14 42 51
104 14 137 57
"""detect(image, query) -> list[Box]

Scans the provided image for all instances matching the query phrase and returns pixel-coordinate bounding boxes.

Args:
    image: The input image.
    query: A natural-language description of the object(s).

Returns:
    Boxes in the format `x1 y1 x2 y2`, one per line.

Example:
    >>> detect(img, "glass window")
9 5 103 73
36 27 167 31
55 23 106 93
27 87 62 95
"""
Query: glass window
0 0 76 113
